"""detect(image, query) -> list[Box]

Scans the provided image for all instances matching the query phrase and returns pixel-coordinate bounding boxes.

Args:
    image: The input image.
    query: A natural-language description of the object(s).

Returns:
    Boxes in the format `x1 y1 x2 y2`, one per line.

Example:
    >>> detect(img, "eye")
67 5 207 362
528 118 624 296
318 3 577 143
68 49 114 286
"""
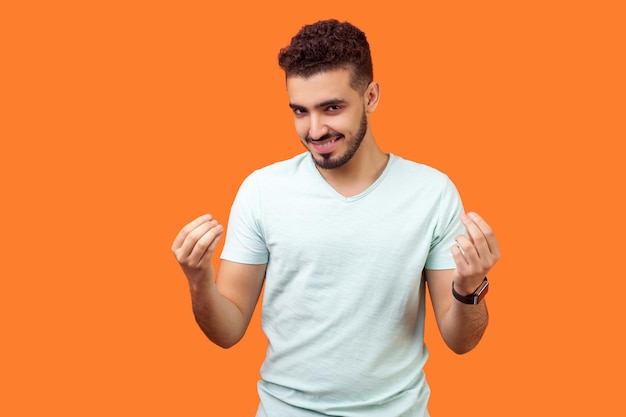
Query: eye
292 107 307 116
327 105 341 112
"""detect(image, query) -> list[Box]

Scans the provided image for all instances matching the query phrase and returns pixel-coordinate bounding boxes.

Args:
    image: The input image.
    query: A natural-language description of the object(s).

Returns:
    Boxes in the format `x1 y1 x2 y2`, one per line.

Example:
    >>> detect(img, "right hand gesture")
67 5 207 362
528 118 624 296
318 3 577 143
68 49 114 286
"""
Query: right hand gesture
171 214 224 286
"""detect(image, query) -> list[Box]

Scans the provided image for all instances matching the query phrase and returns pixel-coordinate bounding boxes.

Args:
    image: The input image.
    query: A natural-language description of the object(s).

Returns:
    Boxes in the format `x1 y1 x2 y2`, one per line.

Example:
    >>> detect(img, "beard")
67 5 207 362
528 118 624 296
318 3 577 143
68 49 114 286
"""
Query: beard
307 108 368 170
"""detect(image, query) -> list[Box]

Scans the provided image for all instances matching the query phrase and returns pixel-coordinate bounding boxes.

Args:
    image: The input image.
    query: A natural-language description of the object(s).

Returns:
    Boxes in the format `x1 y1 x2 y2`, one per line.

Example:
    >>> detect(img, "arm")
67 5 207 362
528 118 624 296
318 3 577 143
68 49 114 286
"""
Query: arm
425 212 500 354
171 214 266 349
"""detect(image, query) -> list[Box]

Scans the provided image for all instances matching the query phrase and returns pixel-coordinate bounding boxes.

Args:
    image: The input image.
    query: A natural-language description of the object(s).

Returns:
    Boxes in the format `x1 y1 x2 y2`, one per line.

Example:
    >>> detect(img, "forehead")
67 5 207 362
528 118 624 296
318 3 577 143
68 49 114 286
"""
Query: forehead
286 68 359 107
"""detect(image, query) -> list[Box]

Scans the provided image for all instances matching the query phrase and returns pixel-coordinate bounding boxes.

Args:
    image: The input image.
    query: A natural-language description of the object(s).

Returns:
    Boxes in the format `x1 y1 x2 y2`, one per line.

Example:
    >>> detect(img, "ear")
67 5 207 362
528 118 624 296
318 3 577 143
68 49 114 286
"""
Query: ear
364 81 380 113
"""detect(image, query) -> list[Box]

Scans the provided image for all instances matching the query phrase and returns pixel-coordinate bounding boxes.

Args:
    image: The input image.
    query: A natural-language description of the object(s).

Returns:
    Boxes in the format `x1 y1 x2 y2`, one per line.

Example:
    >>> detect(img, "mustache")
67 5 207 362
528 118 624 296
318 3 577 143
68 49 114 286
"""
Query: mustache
306 133 342 143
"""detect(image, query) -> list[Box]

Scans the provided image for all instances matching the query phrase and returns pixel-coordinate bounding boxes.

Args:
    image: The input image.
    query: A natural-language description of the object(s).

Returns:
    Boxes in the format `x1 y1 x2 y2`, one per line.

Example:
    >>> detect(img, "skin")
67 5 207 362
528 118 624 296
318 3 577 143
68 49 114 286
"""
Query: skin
287 69 388 197
171 68 500 353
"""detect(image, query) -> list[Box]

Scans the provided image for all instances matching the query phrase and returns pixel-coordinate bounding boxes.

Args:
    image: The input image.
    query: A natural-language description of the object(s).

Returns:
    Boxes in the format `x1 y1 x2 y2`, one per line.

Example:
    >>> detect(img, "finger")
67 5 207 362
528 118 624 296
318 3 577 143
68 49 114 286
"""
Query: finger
171 214 213 251
461 213 492 258
451 243 467 267
454 234 480 271
178 220 218 260
466 212 500 259
451 243 471 278
172 221 214 262
190 223 224 265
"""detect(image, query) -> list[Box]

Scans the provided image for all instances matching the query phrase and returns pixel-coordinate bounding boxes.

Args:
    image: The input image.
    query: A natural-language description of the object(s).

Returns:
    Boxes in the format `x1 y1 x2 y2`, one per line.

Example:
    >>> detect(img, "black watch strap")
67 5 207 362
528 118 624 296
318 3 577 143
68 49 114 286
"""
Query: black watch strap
452 277 489 305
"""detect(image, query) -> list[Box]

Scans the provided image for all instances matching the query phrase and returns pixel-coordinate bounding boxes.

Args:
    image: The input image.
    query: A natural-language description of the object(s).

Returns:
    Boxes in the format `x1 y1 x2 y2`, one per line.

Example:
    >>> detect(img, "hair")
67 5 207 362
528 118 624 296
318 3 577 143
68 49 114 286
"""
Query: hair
278 19 373 93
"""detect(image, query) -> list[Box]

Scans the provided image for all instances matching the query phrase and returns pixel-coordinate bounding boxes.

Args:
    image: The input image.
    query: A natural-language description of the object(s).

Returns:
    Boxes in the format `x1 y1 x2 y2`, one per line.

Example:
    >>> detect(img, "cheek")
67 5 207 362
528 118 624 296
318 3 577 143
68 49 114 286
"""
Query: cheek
330 116 355 135
293 118 309 139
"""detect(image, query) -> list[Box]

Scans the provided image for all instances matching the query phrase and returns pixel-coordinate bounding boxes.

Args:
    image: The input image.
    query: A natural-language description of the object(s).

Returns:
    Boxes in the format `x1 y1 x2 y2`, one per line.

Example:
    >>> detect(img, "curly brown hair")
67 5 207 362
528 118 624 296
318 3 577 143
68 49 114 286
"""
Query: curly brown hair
278 19 373 93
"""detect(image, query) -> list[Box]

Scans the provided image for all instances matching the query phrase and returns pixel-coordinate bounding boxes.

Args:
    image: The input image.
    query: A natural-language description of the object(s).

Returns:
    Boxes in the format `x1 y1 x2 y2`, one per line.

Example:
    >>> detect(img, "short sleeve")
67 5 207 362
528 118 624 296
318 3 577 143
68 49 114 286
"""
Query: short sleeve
424 176 466 270
220 172 269 264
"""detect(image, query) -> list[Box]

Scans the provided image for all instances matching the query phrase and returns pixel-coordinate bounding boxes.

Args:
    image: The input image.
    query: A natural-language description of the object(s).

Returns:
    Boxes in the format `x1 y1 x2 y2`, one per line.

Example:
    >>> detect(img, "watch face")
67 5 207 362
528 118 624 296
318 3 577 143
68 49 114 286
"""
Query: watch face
476 279 489 298
452 279 488 304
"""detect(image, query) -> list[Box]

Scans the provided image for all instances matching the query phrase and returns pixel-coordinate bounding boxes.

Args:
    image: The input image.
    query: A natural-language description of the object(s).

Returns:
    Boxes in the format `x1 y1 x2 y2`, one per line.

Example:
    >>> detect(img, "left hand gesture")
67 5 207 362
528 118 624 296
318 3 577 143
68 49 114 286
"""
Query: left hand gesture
451 212 500 294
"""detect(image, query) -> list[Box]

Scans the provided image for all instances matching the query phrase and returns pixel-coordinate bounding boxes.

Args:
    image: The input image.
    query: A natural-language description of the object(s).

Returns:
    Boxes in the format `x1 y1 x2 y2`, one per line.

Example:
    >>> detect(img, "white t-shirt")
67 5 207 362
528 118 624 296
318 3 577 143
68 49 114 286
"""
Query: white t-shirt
221 152 466 417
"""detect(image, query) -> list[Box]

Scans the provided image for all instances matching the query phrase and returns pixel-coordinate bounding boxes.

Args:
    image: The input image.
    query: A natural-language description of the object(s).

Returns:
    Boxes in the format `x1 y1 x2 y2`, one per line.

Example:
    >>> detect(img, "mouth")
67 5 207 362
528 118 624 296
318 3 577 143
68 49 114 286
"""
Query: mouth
309 135 343 154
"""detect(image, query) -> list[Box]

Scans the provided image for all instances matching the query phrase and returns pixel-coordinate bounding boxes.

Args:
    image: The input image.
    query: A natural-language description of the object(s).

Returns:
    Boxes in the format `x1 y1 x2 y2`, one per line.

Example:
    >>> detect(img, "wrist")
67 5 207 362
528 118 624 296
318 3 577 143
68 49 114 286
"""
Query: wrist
188 274 215 296
452 277 489 305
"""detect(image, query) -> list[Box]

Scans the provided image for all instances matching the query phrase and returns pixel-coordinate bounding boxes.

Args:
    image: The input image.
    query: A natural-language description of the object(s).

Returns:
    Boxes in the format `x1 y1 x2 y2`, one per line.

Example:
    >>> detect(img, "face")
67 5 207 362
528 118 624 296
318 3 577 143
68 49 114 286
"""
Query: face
287 69 371 170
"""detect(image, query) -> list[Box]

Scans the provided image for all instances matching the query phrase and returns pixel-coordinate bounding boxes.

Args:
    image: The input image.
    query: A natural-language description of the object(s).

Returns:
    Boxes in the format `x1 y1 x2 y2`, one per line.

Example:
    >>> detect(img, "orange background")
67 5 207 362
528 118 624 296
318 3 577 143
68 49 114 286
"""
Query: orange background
1 1 624 415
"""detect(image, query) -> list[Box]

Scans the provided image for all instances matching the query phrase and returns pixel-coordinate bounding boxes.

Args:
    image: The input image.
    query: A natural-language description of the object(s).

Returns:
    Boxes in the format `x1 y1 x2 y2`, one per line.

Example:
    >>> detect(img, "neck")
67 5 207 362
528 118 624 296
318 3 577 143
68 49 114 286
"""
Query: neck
316 136 388 197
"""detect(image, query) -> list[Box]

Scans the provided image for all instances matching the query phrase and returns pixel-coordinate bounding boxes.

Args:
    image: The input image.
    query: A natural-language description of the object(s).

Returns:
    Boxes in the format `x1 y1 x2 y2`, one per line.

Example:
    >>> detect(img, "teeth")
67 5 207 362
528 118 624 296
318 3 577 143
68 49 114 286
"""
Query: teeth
319 138 336 148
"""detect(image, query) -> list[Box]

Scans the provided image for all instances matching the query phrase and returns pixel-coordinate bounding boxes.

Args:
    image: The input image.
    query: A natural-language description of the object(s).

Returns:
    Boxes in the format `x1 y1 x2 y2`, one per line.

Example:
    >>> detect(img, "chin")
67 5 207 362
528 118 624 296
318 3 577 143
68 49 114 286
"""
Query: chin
313 151 352 170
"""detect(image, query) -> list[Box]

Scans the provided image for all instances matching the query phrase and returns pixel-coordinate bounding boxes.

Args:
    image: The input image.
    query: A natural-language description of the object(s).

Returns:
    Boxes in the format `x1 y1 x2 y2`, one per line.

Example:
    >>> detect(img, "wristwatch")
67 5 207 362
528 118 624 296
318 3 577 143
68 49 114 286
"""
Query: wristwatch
452 277 489 305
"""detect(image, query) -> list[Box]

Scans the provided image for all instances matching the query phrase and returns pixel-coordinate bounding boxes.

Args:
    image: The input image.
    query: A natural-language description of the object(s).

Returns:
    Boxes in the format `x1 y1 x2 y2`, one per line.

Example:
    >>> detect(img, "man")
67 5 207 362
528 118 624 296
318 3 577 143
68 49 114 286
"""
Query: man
172 19 500 416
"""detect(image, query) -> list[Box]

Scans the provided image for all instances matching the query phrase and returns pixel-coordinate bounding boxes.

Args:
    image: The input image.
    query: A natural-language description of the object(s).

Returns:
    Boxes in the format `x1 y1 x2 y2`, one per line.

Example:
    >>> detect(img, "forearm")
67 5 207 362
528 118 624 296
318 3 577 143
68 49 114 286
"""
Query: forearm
426 212 499 354
172 215 254 348
439 300 489 354
188 274 248 349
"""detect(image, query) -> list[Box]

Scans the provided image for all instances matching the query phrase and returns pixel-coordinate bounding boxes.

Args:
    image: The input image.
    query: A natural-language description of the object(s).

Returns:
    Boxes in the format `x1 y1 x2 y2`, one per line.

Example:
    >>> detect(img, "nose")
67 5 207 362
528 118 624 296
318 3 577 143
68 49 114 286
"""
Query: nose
308 114 328 141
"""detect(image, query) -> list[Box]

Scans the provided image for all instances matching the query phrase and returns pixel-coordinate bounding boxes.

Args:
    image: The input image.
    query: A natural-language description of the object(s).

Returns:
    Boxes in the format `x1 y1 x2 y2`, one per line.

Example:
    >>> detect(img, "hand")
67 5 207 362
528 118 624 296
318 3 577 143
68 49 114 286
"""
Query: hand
451 212 500 294
171 214 224 287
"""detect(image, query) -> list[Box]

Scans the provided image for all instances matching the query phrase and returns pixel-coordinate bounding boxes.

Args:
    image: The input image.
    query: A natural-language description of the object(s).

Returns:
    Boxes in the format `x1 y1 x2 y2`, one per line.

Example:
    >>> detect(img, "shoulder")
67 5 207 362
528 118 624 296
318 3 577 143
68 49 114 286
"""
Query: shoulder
236 152 313 196
387 153 454 188
249 152 311 180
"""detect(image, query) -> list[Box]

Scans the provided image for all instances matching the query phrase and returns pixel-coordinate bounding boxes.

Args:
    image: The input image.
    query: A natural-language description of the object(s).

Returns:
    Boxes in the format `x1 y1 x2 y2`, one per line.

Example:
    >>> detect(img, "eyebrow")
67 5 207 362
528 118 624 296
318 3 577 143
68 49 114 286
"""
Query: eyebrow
289 99 348 111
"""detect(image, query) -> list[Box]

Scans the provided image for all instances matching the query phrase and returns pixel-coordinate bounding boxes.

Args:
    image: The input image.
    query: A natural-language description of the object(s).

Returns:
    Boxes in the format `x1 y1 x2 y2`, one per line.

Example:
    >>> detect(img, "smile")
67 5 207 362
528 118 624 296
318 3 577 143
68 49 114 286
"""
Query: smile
317 138 337 148
310 136 343 154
